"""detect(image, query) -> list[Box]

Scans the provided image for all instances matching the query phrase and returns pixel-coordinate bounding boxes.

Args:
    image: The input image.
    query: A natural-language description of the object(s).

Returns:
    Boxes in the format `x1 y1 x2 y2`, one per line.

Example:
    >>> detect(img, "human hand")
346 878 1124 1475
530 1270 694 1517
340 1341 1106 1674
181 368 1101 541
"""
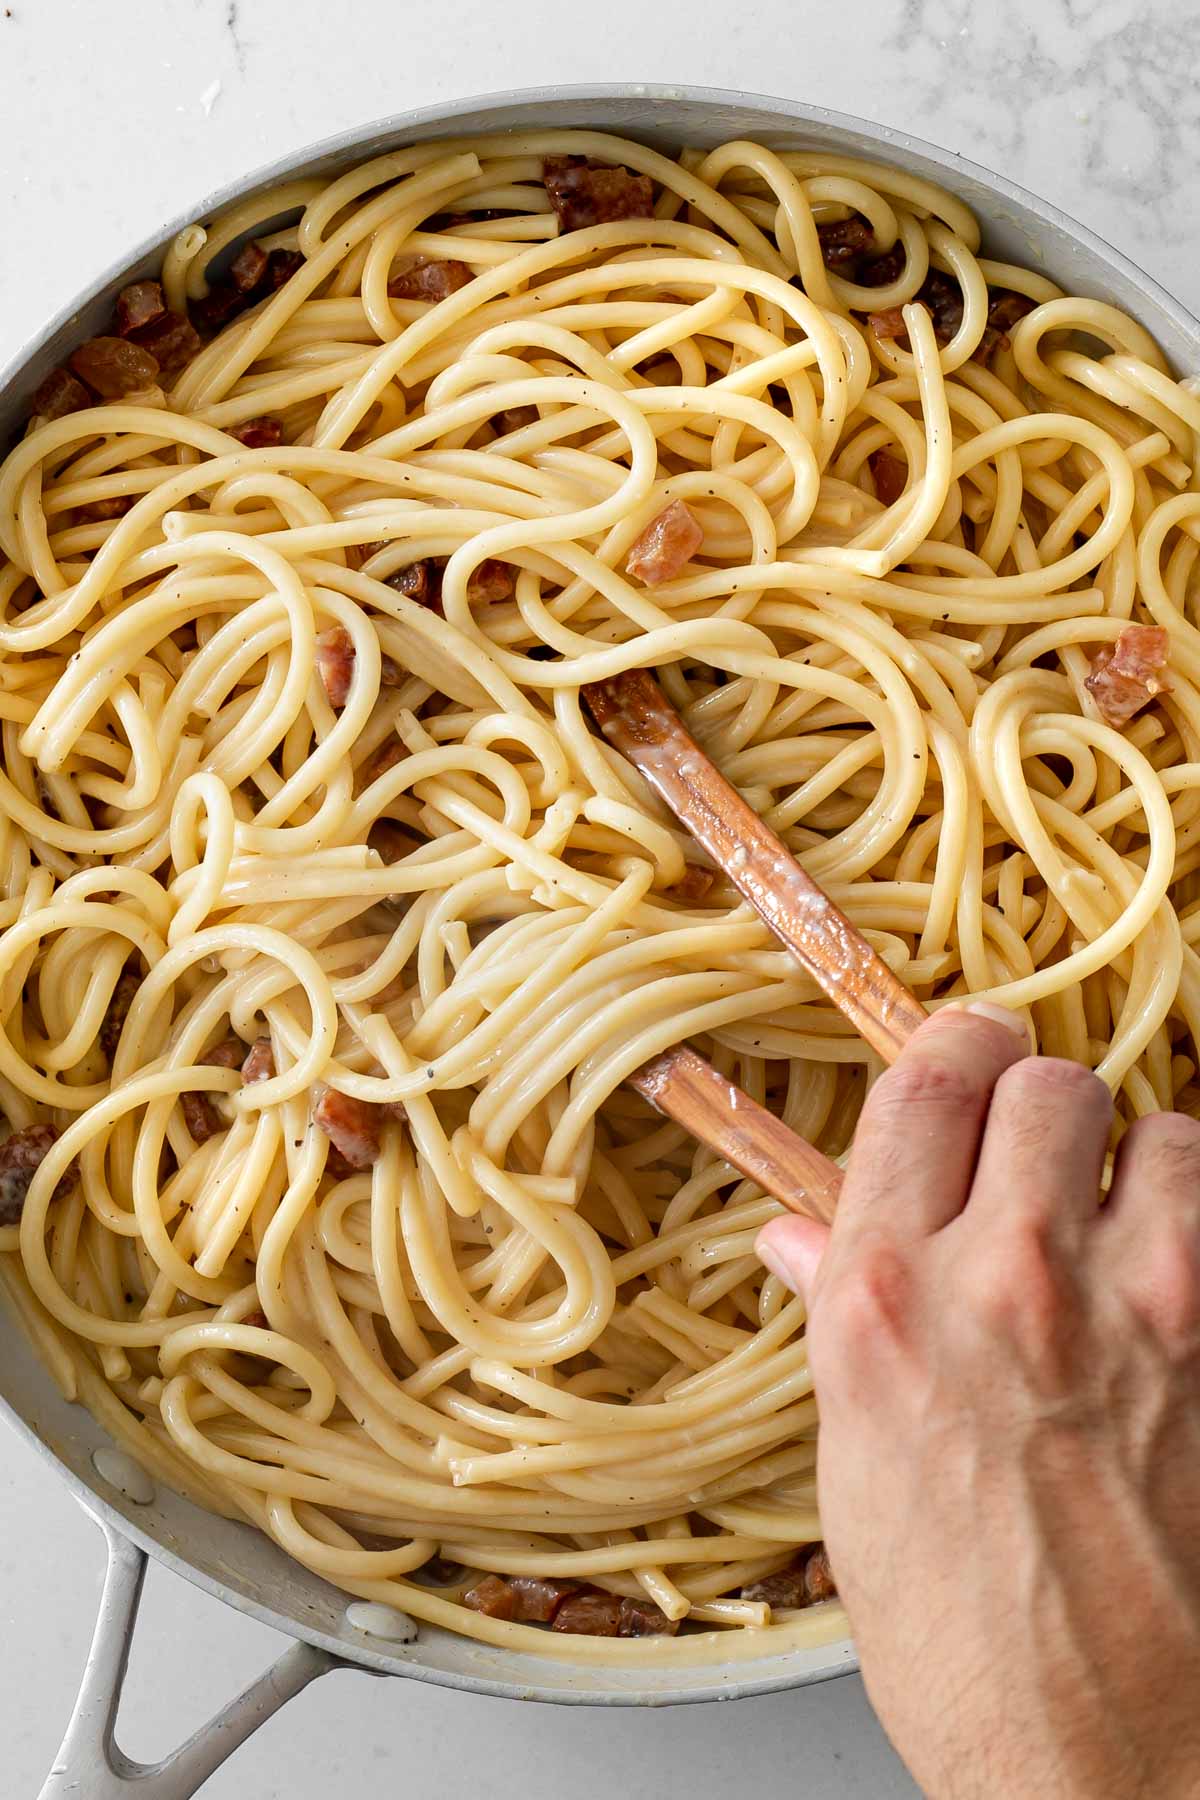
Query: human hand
757 1006 1200 1800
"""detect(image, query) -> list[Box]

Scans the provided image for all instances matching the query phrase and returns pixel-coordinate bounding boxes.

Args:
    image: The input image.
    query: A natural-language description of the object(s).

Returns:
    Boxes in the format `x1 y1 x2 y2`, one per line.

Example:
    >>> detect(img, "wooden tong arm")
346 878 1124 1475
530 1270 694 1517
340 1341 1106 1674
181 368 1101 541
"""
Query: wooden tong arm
585 669 925 1063
629 1045 842 1225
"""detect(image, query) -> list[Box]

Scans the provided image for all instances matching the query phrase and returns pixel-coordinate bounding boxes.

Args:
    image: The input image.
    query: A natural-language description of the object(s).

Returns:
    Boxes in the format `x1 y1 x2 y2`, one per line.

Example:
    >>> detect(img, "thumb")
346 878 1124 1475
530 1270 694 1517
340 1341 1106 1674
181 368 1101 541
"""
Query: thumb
756 1216 831 1309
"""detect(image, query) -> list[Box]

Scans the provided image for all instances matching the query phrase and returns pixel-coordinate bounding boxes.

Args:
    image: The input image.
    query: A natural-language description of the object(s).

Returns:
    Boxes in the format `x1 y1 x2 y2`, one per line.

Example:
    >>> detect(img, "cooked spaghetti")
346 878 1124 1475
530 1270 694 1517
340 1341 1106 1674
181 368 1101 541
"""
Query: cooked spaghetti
0 129 1196 1661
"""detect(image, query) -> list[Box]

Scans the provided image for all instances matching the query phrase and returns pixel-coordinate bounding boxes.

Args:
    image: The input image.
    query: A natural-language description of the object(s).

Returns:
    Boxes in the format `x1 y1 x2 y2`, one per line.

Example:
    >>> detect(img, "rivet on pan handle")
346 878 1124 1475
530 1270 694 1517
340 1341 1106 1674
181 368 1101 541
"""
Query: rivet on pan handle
39 1513 340 1800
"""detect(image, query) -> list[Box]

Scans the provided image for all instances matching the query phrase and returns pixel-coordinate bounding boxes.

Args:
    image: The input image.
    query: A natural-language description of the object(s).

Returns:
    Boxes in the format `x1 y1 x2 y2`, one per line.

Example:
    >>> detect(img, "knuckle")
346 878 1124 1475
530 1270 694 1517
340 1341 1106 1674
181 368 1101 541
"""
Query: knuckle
825 1240 914 1348
995 1056 1111 1113
1120 1216 1200 1351
989 1059 1112 1163
866 1056 981 1123
1119 1113 1200 1198
963 1222 1072 1377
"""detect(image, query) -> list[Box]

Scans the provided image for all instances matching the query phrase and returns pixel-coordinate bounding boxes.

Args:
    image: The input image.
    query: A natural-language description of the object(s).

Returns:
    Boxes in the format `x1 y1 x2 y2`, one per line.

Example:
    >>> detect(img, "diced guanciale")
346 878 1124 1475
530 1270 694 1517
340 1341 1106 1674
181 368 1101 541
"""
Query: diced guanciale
115 280 167 335
856 244 907 288
100 966 141 1060
742 1545 837 1611
817 216 874 267
132 311 203 376
265 249 305 290
467 558 514 602
313 1086 397 1170
741 1560 809 1609
551 1591 623 1635
551 1591 678 1637
315 626 356 708
543 156 654 232
804 1546 837 1604
0 1124 76 1226
625 500 704 587
181 1038 243 1142
181 1093 223 1144
918 270 964 344
1084 625 1172 728
30 367 93 422
241 1037 275 1083
420 1555 465 1585
869 448 908 507
230 241 269 292
368 819 418 865
191 244 303 335
191 283 245 332
508 1577 579 1623
462 1575 515 1619
616 1597 678 1637
810 218 914 286
69 337 160 398
414 1554 466 1587
385 556 513 611
867 279 1032 361
460 1573 677 1634
113 279 199 374
232 416 284 447
32 278 204 430
362 737 405 786
977 289 1035 358
387 560 442 609
667 862 716 903
77 495 130 522
867 306 907 343
315 627 407 706
387 258 474 301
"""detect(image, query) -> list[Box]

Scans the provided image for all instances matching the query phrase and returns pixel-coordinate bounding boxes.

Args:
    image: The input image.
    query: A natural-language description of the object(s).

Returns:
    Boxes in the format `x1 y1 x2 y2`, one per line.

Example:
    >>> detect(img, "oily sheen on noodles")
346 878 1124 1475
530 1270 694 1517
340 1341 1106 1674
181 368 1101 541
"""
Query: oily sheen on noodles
0 130 1197 1660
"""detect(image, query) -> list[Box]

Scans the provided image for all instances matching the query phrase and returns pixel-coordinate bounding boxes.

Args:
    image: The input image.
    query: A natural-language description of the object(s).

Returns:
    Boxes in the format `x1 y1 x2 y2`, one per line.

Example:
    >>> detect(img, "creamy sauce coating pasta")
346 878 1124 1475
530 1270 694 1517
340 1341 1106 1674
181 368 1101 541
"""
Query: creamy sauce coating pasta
0 131 1197 1660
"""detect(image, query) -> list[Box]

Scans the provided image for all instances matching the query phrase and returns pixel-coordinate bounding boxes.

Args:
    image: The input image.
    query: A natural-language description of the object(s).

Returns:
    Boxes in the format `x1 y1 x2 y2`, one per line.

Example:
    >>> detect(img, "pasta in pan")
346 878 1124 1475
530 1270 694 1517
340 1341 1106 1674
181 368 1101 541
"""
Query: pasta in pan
0 128 1197 1659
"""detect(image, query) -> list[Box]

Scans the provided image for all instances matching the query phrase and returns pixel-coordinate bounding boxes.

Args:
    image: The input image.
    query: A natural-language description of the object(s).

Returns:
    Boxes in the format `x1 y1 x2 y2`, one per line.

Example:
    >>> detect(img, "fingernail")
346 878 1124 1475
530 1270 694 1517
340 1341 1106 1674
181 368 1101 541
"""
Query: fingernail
964 1000 1029 1040
756 1233 799 1292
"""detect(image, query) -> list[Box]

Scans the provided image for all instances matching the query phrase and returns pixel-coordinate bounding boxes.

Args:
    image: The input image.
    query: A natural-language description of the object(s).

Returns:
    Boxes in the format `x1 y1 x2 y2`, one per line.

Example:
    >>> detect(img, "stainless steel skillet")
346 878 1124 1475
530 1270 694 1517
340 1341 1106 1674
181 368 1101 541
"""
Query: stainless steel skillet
1 82 1196 1800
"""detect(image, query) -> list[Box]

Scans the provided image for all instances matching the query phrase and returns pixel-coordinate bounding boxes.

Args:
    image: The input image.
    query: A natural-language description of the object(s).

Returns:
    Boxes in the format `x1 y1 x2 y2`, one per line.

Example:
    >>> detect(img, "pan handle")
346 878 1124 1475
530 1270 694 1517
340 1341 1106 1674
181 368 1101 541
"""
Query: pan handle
39 1513 344 1800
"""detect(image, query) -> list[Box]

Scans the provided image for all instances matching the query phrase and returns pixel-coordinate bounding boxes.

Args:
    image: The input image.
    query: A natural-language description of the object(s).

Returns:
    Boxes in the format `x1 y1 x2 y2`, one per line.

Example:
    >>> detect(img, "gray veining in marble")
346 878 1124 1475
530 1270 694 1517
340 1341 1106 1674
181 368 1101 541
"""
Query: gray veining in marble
885 0 1200 288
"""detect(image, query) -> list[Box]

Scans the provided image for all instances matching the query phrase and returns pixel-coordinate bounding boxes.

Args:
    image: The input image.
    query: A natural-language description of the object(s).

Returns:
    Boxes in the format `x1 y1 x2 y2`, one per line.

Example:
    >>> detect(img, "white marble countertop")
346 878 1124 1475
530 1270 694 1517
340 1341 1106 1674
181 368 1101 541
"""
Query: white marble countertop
1 1 1195 1794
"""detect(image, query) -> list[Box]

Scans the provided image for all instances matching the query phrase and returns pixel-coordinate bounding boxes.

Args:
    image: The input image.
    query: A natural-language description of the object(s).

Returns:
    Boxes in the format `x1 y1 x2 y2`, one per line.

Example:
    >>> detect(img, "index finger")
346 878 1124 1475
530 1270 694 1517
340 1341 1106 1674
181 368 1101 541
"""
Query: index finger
837 1004 1030 1244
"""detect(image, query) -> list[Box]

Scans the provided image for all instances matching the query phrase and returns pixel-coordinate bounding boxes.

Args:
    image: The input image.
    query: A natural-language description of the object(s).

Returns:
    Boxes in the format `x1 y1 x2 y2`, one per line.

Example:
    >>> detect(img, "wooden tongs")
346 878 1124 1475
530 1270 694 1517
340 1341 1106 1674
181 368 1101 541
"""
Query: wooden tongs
584 669 927 1225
